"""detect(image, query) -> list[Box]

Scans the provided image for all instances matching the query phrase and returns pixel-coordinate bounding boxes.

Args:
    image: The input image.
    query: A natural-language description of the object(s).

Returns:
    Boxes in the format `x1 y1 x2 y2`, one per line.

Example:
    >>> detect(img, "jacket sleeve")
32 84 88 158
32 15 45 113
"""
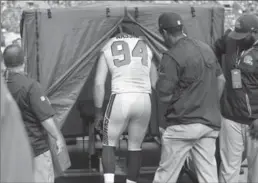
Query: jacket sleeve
29 81 55 122
212 29 232 66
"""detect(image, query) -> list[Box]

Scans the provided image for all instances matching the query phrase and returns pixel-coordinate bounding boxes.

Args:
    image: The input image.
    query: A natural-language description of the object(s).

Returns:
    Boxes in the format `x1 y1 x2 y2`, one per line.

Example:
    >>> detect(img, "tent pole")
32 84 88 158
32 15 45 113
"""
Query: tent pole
118 25 123 33
34 10 40 82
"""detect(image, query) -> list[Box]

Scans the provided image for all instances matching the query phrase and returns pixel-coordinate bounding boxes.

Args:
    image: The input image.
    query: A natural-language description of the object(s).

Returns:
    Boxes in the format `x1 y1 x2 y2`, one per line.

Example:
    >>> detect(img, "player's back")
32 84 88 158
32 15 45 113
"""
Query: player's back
102 33 153 94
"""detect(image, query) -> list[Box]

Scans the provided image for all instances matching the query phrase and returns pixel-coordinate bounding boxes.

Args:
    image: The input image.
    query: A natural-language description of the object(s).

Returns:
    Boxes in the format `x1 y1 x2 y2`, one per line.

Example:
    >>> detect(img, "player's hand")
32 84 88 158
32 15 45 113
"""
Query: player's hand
220 114 224 123
249 119 258 140
94 107 104 134
94 115 103 133
56 138 65 154
159 127 165 136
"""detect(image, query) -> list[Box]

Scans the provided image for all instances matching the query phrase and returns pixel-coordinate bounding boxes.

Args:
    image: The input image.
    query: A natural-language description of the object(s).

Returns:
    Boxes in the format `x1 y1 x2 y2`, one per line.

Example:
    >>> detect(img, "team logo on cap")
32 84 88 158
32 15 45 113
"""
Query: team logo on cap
177 20 181 25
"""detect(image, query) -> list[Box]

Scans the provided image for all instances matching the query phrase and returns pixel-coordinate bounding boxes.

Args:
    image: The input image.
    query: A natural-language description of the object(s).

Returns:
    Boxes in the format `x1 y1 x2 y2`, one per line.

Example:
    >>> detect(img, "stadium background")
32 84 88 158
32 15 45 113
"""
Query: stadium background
1 0 258 51
0 1 253 182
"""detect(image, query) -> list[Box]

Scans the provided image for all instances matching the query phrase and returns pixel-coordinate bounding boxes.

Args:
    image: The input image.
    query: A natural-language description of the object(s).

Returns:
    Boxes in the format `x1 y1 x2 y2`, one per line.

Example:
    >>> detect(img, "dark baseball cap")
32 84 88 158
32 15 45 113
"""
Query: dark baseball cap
229 14 258 40
158 12 183 30
3 44 25 68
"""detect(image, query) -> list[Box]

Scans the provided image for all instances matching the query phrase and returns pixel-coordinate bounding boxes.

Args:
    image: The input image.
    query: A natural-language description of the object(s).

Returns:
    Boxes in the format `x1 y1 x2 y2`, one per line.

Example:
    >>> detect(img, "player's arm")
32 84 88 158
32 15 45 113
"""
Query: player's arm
29 81 63 142
93 51 109 113
156 53 179 103
215 59 226 99
212 29 231 65
150 59 158 90
147 46 158 90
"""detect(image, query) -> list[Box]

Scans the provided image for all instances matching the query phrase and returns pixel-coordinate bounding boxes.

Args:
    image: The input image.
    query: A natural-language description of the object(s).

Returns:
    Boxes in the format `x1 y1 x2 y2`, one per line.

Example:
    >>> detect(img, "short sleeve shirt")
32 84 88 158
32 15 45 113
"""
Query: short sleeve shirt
1 74 34 182
156 38 222 129
6 72 55 156
156 53 179 102
29 81 55 121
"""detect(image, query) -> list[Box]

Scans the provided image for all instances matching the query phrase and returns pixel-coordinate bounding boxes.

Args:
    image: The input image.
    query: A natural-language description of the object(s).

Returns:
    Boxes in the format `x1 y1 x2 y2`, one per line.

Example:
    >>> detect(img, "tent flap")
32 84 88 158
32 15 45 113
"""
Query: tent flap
46 17 124 128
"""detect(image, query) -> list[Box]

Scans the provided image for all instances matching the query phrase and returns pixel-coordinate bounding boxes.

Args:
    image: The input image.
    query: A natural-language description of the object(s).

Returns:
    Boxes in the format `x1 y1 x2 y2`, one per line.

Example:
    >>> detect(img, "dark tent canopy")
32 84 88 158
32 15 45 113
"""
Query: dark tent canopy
20 1 225 136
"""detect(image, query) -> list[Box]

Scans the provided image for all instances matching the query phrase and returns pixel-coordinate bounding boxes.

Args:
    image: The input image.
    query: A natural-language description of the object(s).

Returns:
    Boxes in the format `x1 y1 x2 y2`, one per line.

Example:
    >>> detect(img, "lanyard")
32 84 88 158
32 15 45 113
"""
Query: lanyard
253 39 258 46
235 47 245 68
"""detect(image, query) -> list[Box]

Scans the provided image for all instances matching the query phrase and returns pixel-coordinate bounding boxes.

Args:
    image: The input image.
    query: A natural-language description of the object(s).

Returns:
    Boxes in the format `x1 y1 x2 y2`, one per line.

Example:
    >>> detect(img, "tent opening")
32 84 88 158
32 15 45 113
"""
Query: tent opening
61 21 160 140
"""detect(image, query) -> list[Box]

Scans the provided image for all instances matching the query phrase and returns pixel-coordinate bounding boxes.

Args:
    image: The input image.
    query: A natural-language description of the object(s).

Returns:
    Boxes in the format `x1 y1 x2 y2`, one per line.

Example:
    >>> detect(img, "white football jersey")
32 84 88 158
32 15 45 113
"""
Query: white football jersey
101 34 153 94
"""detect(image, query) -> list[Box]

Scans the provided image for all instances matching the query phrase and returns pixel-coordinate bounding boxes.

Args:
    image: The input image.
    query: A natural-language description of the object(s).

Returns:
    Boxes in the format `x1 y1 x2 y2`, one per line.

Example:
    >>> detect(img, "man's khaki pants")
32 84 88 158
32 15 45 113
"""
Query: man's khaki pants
153 123 219 183
34 150 55 183
219 118 258 183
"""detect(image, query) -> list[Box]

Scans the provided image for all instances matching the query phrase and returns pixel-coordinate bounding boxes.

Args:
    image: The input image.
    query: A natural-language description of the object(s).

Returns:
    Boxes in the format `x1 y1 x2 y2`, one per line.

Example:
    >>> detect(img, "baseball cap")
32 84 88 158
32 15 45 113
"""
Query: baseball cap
158 12 183 30
229 14 258 40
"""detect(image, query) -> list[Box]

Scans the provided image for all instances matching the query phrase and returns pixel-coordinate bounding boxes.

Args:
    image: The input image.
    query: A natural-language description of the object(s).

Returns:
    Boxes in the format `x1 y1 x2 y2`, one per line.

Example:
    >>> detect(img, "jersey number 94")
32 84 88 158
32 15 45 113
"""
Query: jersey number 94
111 40 148 67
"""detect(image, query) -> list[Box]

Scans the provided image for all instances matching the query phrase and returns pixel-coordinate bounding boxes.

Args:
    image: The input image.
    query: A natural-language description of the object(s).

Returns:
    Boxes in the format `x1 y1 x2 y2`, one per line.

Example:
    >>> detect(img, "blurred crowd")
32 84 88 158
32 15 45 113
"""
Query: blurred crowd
1 0 258 52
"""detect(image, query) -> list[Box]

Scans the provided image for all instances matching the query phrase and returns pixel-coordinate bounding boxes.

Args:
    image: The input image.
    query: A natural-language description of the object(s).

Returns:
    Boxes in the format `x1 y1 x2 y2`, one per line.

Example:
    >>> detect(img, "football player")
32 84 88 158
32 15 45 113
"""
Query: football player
93 25 158 183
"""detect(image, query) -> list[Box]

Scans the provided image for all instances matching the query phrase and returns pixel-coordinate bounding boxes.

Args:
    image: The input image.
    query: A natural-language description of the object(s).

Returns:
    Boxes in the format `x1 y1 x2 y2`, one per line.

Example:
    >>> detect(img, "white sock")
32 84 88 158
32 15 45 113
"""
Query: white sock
126 179 136 183
104 173 115 183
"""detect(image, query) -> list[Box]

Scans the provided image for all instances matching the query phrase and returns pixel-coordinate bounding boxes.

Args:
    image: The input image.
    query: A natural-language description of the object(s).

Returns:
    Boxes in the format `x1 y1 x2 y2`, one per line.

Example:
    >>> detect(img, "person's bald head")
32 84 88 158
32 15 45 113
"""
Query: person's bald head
3 44 25 68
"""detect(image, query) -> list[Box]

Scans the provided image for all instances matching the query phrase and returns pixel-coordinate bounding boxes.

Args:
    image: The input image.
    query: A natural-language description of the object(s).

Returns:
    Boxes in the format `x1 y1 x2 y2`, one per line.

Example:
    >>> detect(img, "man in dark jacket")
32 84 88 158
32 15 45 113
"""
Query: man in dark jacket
214 14 258 183
152 12 225 183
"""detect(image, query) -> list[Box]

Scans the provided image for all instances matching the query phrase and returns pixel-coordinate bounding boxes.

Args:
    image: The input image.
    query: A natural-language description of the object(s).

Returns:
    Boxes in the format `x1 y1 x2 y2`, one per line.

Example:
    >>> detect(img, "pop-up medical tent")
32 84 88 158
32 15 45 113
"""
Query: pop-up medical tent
20 1 225 137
